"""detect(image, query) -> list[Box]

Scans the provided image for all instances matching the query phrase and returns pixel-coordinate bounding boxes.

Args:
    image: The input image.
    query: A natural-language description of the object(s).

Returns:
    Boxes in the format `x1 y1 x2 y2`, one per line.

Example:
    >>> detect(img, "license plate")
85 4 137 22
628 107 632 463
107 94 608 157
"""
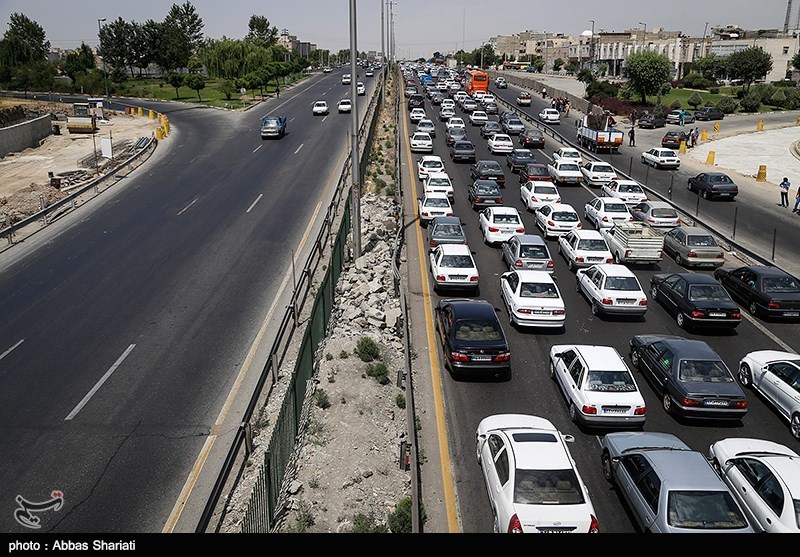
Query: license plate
617 299 635 305
785 311 800 317
588 257 603 262
709 312 726 317
471 355 492 361
485 200 495 204
704 399 730 407
532 310 551 314
603 408 627 414
449 275 467 280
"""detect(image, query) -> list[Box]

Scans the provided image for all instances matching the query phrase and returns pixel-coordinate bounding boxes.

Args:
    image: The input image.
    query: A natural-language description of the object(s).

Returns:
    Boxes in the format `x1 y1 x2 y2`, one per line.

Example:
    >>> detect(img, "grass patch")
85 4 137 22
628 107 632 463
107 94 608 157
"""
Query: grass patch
395 393 406 409
313 388 331 409
366 362 391 385
350 513 389 533
355 337 381 362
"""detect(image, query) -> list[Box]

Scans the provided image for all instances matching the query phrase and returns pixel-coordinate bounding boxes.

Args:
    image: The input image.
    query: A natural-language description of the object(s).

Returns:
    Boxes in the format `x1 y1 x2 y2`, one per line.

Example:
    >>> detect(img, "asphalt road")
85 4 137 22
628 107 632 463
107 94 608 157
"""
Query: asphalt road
0 68 375 532
400 76 800 533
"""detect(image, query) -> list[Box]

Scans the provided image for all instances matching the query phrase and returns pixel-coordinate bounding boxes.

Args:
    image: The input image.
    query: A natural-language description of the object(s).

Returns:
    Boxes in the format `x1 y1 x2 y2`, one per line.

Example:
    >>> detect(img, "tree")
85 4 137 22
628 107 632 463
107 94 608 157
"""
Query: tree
726 47 773 91
3 13 50 62
61 43 96 81
128 22 153 77
687 91 703 109
792 52 800 72
739 91 761 112
184 73 205 101
165 1 204 54
625 51 672 104
770 88 787 107
716 96 738 114
98 17 132 74
564 61 578 74
245 15 278 48
164 71 184 99
219 79 237 100
577 68 595 86
696 53 724 79
552 58 564 72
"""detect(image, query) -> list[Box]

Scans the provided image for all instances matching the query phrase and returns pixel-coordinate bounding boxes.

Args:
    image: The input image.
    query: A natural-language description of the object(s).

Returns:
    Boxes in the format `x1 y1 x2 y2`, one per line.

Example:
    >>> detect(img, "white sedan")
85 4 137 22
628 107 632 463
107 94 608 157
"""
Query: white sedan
520 181 560 212
439 106 456 121
549 345 647 428
476 414 599 534
487 133 515 154
641 147 681 169
535 203 581 239
584 197 633 229
429 244 479 292
539 108 561 124
547 161 582 185
601 180 648 206
312 100 329 115
416 118 436 138
446 117 467 130
580 162 617 187
417 155 445 181
337 99 352 113
424 172 455 199
500 270 566 328
709 437 800 532
558 229 613 271
479 206 526 245
553 147 582 166
737 351 800 441
409 108 427 123
576 264 648 317
417 192 453 226
469 110 489 126
409 132 433 153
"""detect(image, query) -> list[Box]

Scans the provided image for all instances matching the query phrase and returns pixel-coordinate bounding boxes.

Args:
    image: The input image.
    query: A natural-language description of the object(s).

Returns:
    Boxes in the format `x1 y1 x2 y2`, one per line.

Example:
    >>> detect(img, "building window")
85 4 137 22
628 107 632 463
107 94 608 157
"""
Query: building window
783 46 790 55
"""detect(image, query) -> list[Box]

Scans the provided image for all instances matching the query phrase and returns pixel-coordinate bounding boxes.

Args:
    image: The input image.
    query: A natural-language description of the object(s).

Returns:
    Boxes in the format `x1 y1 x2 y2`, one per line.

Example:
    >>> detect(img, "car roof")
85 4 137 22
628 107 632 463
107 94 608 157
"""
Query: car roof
664 273 721 285
744 265 794 277
427 171 451 179
571 229 604 239
441 298 499 319
473 179 500 187
512 270 556 282
555 345 627 371
612 179 640 186
506 426 573 470
545 203 577 212
647 450 727 490
420 155 443 162
431 216 461 226
597 196 626 203
653 337 722 359
424 191 450 199
593 263 636 276
644 201 674 208
511 234 546 245
489 206 520 214
438 243 472 255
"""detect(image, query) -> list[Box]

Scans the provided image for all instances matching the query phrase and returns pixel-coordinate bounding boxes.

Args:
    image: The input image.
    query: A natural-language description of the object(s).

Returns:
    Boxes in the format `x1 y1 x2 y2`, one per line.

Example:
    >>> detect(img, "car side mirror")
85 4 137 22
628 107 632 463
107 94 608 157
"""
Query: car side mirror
500 272 511 280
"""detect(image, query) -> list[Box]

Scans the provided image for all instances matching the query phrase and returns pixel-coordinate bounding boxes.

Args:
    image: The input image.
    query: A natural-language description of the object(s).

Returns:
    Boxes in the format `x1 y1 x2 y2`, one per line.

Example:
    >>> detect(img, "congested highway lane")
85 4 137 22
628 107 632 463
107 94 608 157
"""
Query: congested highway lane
401 76 800 533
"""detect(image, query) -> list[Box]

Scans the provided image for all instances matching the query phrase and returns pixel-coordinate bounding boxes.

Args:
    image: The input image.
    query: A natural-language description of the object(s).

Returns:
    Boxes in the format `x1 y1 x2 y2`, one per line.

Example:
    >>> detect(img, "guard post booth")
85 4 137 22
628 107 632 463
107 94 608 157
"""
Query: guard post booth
87 98 105 119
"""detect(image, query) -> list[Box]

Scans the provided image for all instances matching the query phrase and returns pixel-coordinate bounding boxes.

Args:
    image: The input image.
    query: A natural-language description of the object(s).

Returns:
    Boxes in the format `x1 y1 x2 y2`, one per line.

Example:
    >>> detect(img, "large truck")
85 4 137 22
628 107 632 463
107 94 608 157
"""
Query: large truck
599 221 664 266
260 115 287 139
577 112 624 152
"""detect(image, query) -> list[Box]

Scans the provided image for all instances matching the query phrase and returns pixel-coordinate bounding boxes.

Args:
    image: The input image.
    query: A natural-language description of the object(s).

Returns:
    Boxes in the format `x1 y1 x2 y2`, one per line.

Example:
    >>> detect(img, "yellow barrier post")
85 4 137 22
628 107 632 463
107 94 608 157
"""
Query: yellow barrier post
148 109 155 119
701 128 708 141
797 115 800 125
164 119 170 135
137 106 143 117
679 140 687 154
156 127 164 140
756 165 767 182
706 151 716 165
714 122 720 133
757 119 764 131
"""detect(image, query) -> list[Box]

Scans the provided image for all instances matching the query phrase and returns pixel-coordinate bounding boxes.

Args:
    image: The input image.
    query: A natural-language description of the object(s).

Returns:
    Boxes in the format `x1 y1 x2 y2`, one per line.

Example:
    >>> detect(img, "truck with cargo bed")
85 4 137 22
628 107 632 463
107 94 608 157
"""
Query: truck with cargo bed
599 221 664 265
260 115 287 139
577 113 623 152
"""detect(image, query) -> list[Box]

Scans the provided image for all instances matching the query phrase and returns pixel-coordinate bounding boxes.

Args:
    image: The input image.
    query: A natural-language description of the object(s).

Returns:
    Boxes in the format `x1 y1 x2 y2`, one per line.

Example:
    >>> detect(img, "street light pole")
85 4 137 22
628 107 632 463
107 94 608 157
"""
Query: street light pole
97 18 109 98
381 0 385 83
349 0 361 260
590 20 595 73
638 22 647 51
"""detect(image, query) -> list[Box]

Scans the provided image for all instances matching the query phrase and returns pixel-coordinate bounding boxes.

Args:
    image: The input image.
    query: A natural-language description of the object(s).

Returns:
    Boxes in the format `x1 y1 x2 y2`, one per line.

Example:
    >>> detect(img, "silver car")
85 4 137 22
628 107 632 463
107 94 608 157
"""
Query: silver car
663 226 725 268
600 431 753 533
501 234 554 273
737 350 800 441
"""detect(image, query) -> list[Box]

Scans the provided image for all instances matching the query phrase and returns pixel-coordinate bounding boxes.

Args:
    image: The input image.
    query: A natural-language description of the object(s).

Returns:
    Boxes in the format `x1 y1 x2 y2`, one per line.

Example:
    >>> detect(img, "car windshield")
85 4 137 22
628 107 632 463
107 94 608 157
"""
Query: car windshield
513 469 586 505
688 284 731 302
686 235 717 247
604 276 641 291
709 175 732 184
440 255 474 268
577 239 608 251
762 276 800 293
605 203 628 213
454 319 503 341
508 119 523 126
661 150 677 157
494 213 520 224
520 245 549 259
433 224 462 238
593 164 614 173
667 491 748 530
679 359 733 382
454 142 473 150
652 208 678 218
429 178 451 187
486 122 501 129
426 198 450 208
559 164 580 172
585 370 637 392
475 184 500 195
519 282 559 298
534 186 557 195
484 162 502 172
527 167 549 177
553 211 578 222
618 184 643 193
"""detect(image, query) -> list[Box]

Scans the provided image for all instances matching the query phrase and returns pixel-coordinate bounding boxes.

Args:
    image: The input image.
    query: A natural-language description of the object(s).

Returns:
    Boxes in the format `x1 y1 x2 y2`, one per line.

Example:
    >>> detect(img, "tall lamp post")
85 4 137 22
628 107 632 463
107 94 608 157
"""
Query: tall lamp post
349 0 361 259
97 18 109 98
638 22 647 51
589 20 595 73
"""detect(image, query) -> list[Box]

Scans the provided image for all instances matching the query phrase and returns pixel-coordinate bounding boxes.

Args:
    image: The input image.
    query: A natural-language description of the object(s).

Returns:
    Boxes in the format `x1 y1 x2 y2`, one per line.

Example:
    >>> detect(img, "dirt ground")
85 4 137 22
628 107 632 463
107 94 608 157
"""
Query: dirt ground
0 99 161 224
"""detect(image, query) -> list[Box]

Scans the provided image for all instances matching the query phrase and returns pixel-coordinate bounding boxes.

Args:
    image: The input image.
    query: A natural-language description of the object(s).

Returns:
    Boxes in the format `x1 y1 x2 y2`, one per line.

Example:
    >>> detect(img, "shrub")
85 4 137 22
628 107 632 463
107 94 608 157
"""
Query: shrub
682 73 716 90
339 350 349 359
313 388 331 409
293 501 315 532
325 352 334 361
387 497 426 533
669 99 682 110
772 79 797 87
385 185 397 197
374 177 387 190
687 92 703 109
708 87 720 94
585 79 619 99
770 88 787 107
366 362 390 385
395 393 406 409
716 96 739 114
350 513 389 533
739 92 761 112
355 337 381 362
751 84 776 104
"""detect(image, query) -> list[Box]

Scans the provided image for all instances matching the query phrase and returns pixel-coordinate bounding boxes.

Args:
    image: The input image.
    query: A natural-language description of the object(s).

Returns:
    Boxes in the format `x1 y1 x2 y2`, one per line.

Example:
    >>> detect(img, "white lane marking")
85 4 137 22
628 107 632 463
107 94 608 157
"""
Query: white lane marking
177 198 198 216
321 116 328 123
264 77 324 114
65 344 136 420
246 194 264 213
290 117 296 122
739 311 796 352
294 143 304 155
253 145 262 153
0 339 24 362
322 91 327 96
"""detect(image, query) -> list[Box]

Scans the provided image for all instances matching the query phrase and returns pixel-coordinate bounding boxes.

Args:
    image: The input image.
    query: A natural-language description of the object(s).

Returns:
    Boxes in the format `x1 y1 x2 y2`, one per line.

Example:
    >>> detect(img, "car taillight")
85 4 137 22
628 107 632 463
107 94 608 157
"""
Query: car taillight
769 301 781 309
514 259 523 268
475 197 483 202
642 198 648 202
516 228 525 233
547 260 554 269
508 514 523 534
647 217 655 223
602 216 609 222
588 515 599 534
576 256 585 262
517 308 532 314
582 405 597 415
488 226 499 232
639 300 648 306
634 406 646 415
601 298 613 305
498 198 504 204
470 275 479 282
450 352 470 362
687 252 698 258
625 250 631 258
691 311 705 318
493 352 510 362
552 309 565 315
577 223 582 228
731 312 741 318
547 220 555 226
447 212 453 216
716 253 725 258
606 258 614 263
430 241 438 246
682 398 702 407
422 211 429 216
732 400 748 409
530 195 538 202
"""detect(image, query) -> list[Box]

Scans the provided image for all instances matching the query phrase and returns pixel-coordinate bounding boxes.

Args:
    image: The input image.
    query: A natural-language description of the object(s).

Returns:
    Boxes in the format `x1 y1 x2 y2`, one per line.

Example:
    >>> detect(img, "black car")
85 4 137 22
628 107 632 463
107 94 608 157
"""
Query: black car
483 101 499 115
687 172 738 200
407 94 425 109
430 92 444 105
519 163 552 184
505 149 537 173
434 298 511 380
714 265 800 319
449 140 476 163
661 131 688 149
468 180 504 209
629 335 748 421
470 160 506 187
519 128 545 149
427 216 467 249
694 106 725 121
480 121 503 139
638 113 666 129
445 126 468 146
650 273 742 330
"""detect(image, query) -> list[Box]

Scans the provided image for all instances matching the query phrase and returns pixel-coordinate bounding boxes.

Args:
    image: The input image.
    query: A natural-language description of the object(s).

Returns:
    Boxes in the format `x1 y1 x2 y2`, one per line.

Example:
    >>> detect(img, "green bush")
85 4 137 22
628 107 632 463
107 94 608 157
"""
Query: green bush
385 185 397 197
682 73 716 90
687 92 703 109
739 92 761 112
669 99 682 110
356 337 381 362
716 96 739 114
366 362 390 385
339 350 349 359
585 79 619 99
374 177 387 190
314 388 331 409
770 88 787 107
708 87 720 94
395 393 406 409
387 497 426 533
350 513 389 533
325 352 334 361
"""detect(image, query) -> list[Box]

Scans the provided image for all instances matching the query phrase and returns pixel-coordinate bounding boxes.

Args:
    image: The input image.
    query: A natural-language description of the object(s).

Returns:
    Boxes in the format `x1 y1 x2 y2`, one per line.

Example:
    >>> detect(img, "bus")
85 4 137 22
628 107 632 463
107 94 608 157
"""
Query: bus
464 69 489 96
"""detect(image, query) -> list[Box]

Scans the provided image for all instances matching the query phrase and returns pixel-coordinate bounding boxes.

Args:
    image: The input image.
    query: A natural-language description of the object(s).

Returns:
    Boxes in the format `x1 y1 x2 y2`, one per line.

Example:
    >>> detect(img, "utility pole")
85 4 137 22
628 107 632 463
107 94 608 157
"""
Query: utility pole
349 0 361 259
381 0 386 84
639 22 647 51
97 18 109 98
590 20 595 73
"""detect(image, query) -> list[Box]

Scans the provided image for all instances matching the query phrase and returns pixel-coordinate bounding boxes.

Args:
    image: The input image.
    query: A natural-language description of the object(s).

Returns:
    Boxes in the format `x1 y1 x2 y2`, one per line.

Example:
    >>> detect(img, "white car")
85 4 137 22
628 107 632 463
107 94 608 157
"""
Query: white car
469 110 489 126
487 133 515 154
417 192 453 226
584 197 633 229
428 244 479 292
520 181 560 212
424 172 455 200
440 99 455 110
453 91 468 104
641 147 681 170
547 161 582 185
439 106 456 121
549 345 647 428
576 264 648 317
473 90 487 103
476 414 599 534
409 132 433 153
312 100 329 115
479 206 526 245
500 270 566 328
409 108 427 123
342 73 352 84
446 117 466 130
553 147 583 166
709 437 800 532
417 155 445 181
535 203 581 239
337 99 352 113
416 118 436 138
481 94 496 105
539 108 561 124
558 229 613 271
736 351 800 441
601 180 648 206
580 162 617 187
357 81 366 95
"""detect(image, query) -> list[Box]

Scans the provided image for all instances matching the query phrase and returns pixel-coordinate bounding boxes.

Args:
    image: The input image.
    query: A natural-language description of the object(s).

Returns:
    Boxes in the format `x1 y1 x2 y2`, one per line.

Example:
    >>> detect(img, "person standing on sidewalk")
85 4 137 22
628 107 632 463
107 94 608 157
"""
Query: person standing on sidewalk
628 127 636 146
780 176 791 207
793 182 800 213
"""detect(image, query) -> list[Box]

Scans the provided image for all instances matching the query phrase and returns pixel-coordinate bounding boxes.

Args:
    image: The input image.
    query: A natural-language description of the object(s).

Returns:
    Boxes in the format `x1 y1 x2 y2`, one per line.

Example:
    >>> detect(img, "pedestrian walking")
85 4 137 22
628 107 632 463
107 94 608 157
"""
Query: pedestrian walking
780 176 791 207
631 109 638 126
793 183 800 213
542 87 547 99
628 127 636 147
565 100 570 116
693 127 700 146
679 111 685 127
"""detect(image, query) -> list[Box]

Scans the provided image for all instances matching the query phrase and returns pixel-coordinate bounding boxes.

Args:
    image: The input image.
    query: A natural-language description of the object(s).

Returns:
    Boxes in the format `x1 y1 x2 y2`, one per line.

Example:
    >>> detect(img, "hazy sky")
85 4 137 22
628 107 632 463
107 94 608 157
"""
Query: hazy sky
0 0 791 58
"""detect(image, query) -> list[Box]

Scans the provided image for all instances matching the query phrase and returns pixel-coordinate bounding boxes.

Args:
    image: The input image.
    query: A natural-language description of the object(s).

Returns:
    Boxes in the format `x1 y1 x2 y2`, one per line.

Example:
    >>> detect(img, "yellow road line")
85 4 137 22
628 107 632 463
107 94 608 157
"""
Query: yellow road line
400 102 460 532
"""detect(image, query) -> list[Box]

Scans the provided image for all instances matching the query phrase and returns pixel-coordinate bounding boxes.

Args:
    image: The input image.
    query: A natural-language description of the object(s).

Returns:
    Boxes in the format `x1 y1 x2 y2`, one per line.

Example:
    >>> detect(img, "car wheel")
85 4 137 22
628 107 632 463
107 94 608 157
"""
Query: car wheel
738 363 752 387
568 258 575 272
630 349 640 370
748 300 758 316
575 279 582 293
675 253 684 266
651 285 659 299
601 450 615 484
791 414 800 441
613 251 621 264
701 189 709 200
662 391 673 414
710 457 722 475
591 301 600 316
641 156 646 165
676 312 687 329
549 360 556 380
568 402 579 424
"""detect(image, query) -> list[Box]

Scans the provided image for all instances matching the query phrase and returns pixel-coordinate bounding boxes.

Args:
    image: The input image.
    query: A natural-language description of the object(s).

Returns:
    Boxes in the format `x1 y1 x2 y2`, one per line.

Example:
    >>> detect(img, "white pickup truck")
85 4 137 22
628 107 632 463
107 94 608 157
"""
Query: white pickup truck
600 222 664 266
